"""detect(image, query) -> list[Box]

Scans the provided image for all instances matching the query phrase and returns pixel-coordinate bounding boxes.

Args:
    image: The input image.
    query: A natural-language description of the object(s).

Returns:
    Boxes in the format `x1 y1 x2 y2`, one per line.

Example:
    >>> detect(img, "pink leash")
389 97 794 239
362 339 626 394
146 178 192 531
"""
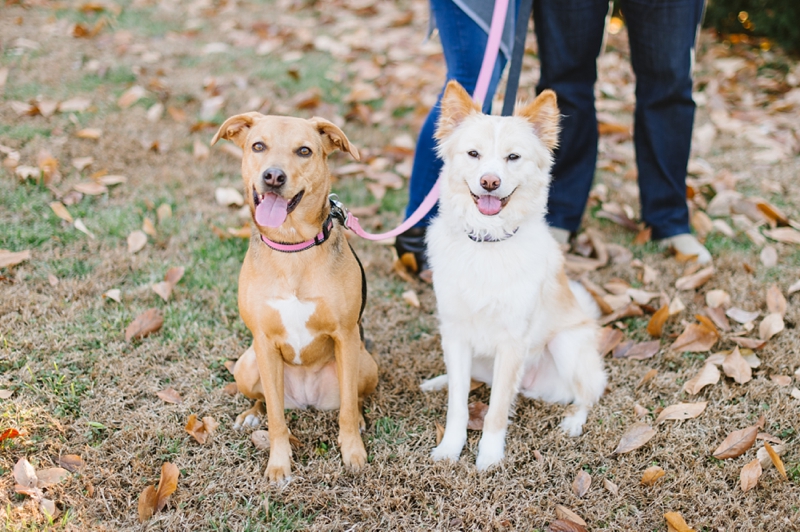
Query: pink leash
343 0 509 241
261 0 509 249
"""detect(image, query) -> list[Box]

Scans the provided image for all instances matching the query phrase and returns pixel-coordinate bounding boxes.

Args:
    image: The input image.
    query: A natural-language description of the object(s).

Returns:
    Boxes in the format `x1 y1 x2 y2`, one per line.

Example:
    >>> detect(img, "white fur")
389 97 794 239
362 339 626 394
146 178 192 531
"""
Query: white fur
267 296 316 365
423 109 607 470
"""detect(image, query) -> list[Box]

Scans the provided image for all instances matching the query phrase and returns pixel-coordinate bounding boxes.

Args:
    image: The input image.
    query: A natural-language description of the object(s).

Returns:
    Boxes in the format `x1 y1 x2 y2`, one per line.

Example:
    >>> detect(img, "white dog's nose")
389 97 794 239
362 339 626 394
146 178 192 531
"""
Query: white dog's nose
480 173 500 192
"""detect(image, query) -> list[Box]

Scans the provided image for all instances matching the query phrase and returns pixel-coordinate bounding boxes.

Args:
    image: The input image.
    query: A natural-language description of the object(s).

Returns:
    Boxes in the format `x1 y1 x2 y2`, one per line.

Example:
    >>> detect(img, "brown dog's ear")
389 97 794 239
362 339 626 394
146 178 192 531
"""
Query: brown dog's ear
211 112 262 148
308 117 360 161
514 89 560 152
435 80 481 141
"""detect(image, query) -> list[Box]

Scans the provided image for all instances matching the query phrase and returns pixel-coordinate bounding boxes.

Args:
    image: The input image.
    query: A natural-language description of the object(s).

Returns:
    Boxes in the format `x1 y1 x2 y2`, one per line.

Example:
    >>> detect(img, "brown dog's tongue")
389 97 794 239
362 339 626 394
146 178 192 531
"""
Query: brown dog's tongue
255 193 289 227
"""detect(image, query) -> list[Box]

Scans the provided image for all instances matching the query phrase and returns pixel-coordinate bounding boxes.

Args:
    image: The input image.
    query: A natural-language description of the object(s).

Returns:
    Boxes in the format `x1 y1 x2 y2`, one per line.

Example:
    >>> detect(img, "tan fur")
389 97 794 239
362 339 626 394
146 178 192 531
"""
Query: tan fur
514 90 560 152
212 113 377 482
434 80 482 141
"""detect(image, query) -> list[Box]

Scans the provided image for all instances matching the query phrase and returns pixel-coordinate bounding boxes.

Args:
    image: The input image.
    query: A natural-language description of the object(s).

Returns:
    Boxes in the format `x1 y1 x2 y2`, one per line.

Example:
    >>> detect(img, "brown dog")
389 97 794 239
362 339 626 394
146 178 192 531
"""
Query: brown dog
211 113 378 482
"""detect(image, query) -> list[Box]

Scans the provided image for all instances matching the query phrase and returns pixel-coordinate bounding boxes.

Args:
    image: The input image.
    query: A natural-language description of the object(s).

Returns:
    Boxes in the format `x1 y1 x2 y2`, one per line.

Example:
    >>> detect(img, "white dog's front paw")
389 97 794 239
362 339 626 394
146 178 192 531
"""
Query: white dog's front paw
420 374 448 392
560 410 587 437
431 438 464 462
475 431 505 471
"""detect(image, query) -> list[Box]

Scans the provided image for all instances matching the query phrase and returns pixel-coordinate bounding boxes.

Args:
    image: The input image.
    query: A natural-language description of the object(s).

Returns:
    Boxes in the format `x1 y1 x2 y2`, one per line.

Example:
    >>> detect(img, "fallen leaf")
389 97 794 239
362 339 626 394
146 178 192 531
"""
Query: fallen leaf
572 470 591 498
546 520 588 532
759 313 784 341
656 402 707 423
670 321 719 352
792 388 800 400
142 217 157 237
74 219 96 239
740 458 762 492
619 341 660 360
766 285 787 317
435 422 444 446
127 230 148 253
72 156 94 171
642 264 659 285
730 337 766 350
637 368 658 388
49 201 73 223
156 388 182 404
185 414 217 444
788 280 800 295
125 308 163 341
164 266 185 286
251 430 270 450
759 245 778 267
713 424 758 459
675 266 714 290
597 327 624 356
614 423 656 454
634 404 649 417
555 506 587 526
0 390 13 399
467 402 488 430
402 289 420 308
722 347 752 384
646 305 669 338
668 296 686 316
76 128 102 140
152 281 173 302
13 458 38 489
138 485 158 522
763 227 800 244
58 455 85 472
763 442 787 480
641 465 666 486
683 363 720 394
726 307 759 324
215 187 244 207
222 382 238 395
59 97 91 113
705 289 731 309
603 478 619 495
48 273 58 286
73 181 107 195
118 85 147 108
40 498 58 519
0 249 31 268
157 204 172 223
35 468 69 488
664 512 695 532
103 288 122 303
0 428 20 442
771 375 792 387
598 302 643 326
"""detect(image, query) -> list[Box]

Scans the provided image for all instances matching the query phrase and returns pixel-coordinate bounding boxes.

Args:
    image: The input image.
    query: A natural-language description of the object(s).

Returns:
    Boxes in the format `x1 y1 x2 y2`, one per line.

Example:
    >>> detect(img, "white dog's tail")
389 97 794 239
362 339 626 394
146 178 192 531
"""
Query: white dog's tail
568 280 601 320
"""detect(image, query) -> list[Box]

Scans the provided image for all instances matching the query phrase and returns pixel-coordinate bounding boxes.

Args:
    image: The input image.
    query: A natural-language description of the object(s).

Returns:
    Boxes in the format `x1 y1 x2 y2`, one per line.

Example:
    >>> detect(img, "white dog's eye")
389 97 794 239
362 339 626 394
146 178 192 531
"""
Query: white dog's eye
296 146 312 157
252 142 266 152
467 150 480 158
507 153 520 161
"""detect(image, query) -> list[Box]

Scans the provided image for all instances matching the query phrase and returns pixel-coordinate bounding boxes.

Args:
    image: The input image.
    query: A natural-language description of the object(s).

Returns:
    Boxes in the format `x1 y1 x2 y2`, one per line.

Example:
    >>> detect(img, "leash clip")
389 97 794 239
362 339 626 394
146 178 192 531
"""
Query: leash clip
328 194 348 227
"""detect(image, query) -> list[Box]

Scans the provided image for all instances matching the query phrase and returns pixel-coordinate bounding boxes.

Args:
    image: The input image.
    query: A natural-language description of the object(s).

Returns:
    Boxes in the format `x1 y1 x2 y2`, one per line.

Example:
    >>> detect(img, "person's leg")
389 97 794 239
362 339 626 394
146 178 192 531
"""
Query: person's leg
622 0 704 239
533 0 609 235
404 0 507 227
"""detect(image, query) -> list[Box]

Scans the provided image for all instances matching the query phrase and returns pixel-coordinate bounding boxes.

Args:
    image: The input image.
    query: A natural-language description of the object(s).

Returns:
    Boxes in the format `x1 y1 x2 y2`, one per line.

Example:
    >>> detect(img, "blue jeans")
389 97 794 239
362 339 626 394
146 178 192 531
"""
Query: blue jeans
535 0 705 239
406 0 704 240
405 0 507 226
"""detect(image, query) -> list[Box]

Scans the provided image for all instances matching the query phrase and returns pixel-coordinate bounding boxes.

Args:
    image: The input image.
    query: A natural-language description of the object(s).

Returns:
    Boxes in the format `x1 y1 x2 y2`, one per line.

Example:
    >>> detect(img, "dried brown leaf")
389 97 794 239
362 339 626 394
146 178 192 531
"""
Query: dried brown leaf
683 363 720 394
668 296 686 316
13 458 38 489
154 462 179 512
118 85 147 108
730 337 766 350
598 302 643 326
0 389 13 399
597 327 624 356
656 402 707 423
664 512 695 532
675 266 714 290
722 347 752 384
142 217 157 237
704 306 730 332
670 321 719 352
766 284 787 317
762 442 787 480
760 245 778 267
759 313 784 341
49 201 73 223
572 470 591 498
705 289 731 309
713 424 758 459
647 305 669 338
764 227 800 244
726 307 759 324
620 340 660 360
740 459 762 492
74 219 96 239
546 520 588 532
402 290 420 308
58 455 84 472
634 404 649 417
125 308 163 341
157 203 172 223
641 465 666 486
73 181 107 195
251 430 270 450
555 505 587 526
156 388 182 404
467 402 488 431
127 230 147 254
637 368 658 388
771 375 792 387
613 423 656 454
603 478 619 495
35 467 69 488
138 484 158 522
0 249 31 268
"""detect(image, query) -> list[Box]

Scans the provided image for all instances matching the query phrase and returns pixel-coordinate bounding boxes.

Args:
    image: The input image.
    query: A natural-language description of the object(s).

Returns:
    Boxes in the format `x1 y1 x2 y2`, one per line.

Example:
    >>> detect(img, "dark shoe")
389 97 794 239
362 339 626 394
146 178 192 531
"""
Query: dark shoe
394 226 432 283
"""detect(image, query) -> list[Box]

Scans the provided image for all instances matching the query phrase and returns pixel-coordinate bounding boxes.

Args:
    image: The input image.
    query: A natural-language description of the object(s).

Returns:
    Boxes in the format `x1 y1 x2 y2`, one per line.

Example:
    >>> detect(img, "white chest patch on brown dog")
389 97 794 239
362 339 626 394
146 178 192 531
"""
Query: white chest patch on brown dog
267 296 316 365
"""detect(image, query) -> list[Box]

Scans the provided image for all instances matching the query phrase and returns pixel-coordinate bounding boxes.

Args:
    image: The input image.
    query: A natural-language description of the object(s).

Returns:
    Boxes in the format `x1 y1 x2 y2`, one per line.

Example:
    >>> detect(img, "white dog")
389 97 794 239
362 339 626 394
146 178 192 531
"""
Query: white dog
421 81 607 471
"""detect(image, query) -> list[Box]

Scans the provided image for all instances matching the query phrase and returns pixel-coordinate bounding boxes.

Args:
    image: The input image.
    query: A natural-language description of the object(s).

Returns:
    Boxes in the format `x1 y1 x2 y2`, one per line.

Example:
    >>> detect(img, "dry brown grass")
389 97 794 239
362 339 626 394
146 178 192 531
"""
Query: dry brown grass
1 0 799 530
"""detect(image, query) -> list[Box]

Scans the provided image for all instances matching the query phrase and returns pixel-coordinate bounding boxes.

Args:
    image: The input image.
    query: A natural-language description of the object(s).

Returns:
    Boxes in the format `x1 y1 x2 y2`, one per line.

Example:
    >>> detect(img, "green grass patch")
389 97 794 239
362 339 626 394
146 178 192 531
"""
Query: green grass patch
0 123 52 143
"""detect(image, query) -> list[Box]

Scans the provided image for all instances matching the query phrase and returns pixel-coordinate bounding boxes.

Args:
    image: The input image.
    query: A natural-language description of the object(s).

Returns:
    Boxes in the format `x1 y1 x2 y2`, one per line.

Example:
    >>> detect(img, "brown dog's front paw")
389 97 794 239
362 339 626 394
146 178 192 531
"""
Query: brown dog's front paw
265 458 292 483
341 439 368 472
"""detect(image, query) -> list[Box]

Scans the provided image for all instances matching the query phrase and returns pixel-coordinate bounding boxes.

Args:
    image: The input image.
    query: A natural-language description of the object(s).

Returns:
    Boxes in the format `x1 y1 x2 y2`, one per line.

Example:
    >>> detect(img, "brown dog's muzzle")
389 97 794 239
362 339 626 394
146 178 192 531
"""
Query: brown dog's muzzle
262 167 287 189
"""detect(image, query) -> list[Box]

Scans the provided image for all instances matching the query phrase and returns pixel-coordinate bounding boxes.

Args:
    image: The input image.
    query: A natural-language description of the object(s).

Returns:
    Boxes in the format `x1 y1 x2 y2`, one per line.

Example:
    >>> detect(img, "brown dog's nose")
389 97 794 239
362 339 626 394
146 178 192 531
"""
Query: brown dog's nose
480 174 500 192
262 167 287 188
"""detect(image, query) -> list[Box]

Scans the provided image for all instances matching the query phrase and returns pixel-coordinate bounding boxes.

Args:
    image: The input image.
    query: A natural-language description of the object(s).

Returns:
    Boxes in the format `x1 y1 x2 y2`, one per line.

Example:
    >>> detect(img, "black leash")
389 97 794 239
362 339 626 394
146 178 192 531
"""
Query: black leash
501 0 534 116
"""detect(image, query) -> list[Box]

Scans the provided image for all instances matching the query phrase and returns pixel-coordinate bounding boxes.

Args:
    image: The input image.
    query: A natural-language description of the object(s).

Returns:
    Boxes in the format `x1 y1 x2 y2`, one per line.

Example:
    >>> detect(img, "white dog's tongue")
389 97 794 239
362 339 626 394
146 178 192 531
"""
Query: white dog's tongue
477 195 502 216
255 193 289 227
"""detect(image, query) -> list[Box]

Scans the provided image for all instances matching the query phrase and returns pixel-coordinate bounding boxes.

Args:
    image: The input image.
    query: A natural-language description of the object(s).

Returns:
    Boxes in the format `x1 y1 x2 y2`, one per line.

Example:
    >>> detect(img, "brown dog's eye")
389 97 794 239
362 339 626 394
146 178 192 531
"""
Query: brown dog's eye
468 150 479 158
507 153 520 161
296 146 312 158
252 142 266 152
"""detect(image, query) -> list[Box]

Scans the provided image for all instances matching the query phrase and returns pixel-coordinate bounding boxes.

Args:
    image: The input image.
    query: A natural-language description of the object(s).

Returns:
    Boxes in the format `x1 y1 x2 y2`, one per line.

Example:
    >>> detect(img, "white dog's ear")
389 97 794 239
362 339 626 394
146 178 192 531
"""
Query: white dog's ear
435 80 481 140
211 112 262 148
515 90 560 152
308 117 360 161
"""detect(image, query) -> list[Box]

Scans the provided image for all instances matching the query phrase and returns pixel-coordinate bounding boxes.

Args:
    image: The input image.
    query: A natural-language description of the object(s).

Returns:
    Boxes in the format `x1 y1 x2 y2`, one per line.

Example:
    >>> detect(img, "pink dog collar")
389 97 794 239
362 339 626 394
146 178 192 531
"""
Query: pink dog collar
260 216 335 253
